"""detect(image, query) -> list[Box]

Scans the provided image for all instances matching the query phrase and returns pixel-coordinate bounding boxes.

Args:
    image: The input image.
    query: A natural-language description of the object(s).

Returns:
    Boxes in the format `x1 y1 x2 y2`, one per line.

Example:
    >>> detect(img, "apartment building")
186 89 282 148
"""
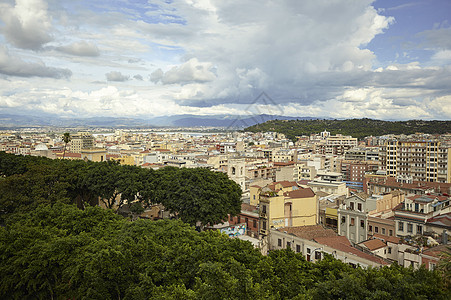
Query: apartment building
344 147 379 161
394 194 450 237
379 140 451 183
317 134 358 155
341 160 379 183
258 181 318 236
71 132 94 153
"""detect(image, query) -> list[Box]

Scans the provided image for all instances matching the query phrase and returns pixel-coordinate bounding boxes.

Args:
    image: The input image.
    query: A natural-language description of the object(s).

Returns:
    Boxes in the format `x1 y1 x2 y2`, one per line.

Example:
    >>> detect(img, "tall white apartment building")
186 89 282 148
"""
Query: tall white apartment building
379 140 451 183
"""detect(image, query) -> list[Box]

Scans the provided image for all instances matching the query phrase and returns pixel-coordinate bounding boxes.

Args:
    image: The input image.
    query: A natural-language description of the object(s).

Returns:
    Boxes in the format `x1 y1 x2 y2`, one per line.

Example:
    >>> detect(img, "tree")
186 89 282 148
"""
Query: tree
62 132 71 159
154 167 242 226
0 203 449 299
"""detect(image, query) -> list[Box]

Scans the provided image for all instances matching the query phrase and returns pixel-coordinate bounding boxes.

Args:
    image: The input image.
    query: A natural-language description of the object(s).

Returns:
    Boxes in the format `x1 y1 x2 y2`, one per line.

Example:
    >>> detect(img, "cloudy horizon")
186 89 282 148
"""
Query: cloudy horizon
0 0 450 121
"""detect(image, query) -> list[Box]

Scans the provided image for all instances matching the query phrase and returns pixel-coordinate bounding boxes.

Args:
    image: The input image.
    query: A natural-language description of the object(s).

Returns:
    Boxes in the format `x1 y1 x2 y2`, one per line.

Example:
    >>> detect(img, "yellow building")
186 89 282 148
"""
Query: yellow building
81 148 107 162
110 155 135 166
259 181 318 236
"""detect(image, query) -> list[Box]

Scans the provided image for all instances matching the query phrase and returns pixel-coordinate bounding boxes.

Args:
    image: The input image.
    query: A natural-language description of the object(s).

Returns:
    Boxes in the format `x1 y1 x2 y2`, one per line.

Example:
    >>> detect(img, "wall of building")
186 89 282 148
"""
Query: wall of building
270 230 386 268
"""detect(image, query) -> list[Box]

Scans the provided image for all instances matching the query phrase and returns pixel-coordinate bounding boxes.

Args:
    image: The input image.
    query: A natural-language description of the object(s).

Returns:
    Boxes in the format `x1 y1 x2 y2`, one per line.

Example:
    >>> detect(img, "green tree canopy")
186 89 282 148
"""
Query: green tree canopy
0 203 448 299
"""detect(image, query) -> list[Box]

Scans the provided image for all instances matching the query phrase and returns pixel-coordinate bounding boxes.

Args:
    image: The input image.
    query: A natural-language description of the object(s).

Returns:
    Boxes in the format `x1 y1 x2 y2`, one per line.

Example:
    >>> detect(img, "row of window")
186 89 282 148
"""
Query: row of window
277 239 322 261
348 202 363 211
368 225 393 236
398 222 423 234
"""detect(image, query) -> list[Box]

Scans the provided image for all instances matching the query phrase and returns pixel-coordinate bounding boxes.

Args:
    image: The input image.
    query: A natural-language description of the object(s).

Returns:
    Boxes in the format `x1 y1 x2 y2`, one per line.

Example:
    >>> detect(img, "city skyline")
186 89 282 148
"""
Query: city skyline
0 0 450 121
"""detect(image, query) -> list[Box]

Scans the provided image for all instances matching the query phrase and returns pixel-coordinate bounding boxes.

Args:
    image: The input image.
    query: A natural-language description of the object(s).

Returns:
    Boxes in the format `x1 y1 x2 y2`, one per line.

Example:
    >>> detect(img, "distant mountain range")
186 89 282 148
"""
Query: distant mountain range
0 113 316 128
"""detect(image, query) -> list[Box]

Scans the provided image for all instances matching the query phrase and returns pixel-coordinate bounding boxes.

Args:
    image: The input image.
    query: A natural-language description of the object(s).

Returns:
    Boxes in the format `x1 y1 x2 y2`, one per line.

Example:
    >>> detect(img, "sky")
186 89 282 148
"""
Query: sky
0 0 450 120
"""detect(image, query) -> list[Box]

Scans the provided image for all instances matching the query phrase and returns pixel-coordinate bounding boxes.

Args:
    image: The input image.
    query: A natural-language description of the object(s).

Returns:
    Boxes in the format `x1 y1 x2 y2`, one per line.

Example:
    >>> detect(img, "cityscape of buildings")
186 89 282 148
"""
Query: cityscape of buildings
1 127 450 270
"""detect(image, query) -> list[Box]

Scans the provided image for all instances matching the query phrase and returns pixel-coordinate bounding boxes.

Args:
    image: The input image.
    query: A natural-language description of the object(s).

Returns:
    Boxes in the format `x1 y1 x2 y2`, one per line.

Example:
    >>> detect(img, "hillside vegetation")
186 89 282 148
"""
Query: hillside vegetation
244 118 451 140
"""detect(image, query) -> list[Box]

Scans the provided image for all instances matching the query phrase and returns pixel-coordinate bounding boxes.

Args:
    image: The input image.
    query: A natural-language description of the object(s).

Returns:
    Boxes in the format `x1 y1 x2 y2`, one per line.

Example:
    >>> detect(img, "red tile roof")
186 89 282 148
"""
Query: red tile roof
315 236 389 265
427 213 451 228
422 244 451 258
361 239 386 251
367 176 451 194
284 188 316 199
277 225 337 240
372 233 400 244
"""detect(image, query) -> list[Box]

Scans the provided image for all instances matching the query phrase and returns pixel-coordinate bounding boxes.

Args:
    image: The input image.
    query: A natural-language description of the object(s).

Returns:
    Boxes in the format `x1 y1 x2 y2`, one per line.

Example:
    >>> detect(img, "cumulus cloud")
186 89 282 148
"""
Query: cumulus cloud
56 41 100 56
106 71 129 82
133 74 143 80
151 58 216 85
0 0 53 50
418 27 451 50
135 0 395 105
150 69 164 83
0 0 449 120
0 46 71 78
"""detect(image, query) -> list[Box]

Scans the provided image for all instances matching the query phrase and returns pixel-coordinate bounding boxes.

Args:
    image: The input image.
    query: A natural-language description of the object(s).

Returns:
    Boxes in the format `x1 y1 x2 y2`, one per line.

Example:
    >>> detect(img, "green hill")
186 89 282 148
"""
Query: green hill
244 118 451 140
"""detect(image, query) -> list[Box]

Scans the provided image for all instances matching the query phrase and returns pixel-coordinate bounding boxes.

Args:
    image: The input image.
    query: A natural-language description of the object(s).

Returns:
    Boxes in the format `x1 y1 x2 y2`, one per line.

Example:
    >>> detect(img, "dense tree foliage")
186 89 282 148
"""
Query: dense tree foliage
0 152 242 226
0 203 448 299
245 118 451 140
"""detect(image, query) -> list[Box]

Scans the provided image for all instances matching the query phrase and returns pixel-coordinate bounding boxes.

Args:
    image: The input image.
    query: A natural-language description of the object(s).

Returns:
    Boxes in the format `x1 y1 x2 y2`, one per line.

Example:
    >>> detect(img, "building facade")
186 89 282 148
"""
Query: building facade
379 140 451 183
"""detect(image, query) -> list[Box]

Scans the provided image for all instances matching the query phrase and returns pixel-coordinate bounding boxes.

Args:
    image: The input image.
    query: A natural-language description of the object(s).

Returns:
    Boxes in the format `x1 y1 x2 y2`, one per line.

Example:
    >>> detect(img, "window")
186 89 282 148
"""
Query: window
341 216 346 223
262 220 267 230
253 220 257 228
429 263 436 271
369 225 373 232
389 230 393 236
262 205 267 214
315 251 322 260
360 220 365 228
278 238 282 247
417 225 422 234
245 217 248 224
358 203 362 211
375 226 379 233
350 218 355 226
296 244 301 253
307 248 311 254
382 228 386 235
237 216 241 223
398 222 404 231
287 241 291 248
407 224 413 233
388 247 392 254
350 202 355 210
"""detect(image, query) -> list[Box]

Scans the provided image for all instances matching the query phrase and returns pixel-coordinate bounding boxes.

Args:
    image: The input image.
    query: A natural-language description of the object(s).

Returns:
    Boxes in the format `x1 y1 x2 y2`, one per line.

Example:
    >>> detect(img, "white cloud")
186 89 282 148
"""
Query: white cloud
0 46 71 78
105 71 129 82
56 41 100 57
0 0 53 50
0 0 449 120
133 74 143 81
431 50 451 63
151 58 216 85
